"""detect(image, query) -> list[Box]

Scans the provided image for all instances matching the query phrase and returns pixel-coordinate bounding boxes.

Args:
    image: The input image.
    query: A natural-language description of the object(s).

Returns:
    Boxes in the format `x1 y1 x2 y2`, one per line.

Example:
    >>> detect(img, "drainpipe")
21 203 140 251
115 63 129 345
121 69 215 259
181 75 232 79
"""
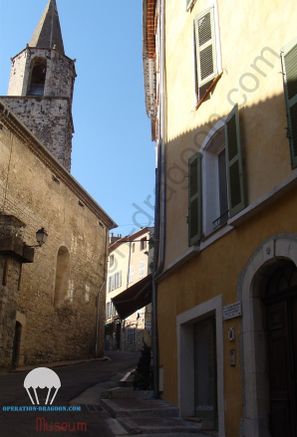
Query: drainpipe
152 0 166 399
126 240 132 288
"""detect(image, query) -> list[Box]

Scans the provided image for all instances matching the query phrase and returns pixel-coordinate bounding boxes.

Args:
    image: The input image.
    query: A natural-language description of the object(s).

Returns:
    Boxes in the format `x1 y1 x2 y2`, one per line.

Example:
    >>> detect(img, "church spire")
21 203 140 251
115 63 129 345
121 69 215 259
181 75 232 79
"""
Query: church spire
29 0 65 54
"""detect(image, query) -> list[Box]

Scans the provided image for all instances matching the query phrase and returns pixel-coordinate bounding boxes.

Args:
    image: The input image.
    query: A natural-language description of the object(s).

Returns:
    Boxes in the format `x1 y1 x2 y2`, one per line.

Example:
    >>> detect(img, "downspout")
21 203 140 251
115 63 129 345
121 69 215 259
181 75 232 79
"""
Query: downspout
152 0 167 399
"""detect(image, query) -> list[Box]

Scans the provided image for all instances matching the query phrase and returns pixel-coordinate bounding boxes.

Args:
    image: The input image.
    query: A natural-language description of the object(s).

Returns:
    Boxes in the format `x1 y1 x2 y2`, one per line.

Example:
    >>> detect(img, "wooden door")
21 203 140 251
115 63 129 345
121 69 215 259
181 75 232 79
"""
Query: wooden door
193 316 218 429
266 296 297 436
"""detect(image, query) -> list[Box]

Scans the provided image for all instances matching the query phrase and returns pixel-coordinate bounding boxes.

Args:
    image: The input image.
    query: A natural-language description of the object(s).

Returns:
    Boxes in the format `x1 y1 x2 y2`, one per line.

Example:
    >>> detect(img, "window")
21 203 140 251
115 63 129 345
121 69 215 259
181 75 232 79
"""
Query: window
140 237 147 251
194 7 218 101
127 328 136 345
106 302 111 319
54 246 70 307
106 302 117 320
108 271 122 292
128 266 134 284
132 243 135 253
202 127 228 234
109 254 115 268
282 40 297 168
139 261 146 279
188 106 246 245
85 285 90 303
27 57 47 96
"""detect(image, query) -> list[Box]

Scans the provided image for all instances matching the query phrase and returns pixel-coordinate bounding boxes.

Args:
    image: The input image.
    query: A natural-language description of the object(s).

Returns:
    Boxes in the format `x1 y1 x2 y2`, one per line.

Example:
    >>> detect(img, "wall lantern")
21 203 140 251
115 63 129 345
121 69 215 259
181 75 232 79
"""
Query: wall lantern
36 227 48 247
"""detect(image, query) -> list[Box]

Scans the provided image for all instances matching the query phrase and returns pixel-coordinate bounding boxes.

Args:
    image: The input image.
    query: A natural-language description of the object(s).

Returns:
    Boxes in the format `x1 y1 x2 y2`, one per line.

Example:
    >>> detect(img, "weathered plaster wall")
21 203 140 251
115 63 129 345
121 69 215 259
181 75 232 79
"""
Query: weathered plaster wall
0 123 108 365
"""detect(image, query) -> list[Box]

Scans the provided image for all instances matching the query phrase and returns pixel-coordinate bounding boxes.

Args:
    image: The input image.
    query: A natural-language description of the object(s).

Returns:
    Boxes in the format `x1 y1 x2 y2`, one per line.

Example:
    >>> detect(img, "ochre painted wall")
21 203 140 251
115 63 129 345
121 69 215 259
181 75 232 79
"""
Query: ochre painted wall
158 186 297 436
163 0 297 269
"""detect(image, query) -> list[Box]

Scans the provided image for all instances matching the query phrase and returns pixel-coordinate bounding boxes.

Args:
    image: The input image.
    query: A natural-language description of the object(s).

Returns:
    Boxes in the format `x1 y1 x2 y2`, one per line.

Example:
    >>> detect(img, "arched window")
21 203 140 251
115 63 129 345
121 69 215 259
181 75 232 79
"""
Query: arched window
27 58 47 96
54 246 70 307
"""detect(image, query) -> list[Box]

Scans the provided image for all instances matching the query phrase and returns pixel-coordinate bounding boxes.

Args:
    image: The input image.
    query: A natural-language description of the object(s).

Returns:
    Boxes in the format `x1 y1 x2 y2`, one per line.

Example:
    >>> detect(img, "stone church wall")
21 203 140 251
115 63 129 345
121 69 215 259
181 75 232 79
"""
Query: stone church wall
0 118 107 365
1 96 72 170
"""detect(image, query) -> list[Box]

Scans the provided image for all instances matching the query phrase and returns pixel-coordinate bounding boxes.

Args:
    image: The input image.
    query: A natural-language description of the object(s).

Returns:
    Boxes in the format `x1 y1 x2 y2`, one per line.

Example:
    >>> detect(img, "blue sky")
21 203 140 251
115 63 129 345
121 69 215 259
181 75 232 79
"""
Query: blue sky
0 0 155 236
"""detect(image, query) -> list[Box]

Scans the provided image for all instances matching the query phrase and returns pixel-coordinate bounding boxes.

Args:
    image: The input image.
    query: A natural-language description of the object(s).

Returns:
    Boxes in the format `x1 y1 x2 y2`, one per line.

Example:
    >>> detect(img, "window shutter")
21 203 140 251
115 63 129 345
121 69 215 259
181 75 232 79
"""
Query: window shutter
225 105 246 217
188 153 202 246
282 41 297 168
186 0 196 10
194 7 217 88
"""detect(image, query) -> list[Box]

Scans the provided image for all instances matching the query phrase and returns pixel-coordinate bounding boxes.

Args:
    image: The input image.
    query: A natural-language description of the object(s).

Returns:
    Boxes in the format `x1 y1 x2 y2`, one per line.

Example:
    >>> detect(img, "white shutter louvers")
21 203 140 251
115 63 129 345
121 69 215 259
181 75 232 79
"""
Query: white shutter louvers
194 8 217 88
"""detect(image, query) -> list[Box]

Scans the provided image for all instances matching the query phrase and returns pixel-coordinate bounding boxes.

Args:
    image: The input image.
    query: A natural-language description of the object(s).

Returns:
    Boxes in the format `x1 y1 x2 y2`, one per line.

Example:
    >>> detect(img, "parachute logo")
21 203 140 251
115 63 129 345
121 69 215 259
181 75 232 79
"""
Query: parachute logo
24 367 61 405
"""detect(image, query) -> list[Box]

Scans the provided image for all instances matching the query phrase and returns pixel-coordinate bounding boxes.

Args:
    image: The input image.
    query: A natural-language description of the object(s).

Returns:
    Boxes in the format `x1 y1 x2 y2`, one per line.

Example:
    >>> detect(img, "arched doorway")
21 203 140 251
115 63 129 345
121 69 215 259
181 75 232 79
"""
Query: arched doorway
240 236 297 437
263 260 297 437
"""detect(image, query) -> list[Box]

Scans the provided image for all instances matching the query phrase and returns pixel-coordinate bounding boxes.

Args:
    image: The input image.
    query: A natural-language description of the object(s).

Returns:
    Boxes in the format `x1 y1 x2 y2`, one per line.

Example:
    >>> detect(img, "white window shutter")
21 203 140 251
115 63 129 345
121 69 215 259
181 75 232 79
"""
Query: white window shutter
194 7 217 87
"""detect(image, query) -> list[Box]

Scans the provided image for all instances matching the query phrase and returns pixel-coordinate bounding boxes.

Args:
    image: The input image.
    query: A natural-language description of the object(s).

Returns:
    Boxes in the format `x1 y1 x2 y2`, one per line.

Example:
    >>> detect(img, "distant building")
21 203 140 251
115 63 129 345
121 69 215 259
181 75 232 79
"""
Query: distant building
144 0 297 436
0 0 116 369
105 228 153 352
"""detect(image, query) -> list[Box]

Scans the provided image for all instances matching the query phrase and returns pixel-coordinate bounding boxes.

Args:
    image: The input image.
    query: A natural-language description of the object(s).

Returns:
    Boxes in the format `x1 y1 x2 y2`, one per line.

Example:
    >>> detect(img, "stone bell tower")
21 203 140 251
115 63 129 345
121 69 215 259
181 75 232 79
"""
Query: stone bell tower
1 0 76 171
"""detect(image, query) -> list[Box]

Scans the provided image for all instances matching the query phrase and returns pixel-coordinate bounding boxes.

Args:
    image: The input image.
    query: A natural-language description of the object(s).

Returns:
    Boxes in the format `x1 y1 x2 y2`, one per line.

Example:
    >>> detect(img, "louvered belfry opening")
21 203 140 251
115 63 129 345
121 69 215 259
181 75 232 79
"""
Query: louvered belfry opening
27 57 47 96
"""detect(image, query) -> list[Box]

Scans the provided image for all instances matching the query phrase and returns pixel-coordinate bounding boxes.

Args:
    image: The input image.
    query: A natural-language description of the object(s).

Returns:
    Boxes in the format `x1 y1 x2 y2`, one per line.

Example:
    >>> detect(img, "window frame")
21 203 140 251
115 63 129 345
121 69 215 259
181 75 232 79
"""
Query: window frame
190 108 246 244
201 125 228 235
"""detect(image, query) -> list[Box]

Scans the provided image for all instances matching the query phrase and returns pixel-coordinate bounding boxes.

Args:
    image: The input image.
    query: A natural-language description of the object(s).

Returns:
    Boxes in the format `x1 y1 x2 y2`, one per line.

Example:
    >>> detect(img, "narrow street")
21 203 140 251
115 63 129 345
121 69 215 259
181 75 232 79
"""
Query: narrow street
0 351 139 437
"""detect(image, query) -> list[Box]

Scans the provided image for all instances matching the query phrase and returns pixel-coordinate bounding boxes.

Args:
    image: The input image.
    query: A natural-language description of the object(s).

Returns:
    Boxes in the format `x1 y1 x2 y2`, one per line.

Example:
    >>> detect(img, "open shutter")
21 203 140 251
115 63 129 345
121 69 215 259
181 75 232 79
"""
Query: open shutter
188 153 202 246
225 105 246 217
194 7 217 88
282 41 297 168
186 0 196 10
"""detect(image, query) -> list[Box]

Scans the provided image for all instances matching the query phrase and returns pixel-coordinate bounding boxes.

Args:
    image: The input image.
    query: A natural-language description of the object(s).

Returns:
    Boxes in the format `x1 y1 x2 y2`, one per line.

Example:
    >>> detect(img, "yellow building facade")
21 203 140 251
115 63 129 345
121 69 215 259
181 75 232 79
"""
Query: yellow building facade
144 1 297 436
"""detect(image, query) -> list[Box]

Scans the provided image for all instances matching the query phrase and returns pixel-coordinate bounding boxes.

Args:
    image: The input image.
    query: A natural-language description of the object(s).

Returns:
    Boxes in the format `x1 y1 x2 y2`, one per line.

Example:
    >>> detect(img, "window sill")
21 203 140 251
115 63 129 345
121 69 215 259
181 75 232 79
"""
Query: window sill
158 224 233 282
195 72 223 111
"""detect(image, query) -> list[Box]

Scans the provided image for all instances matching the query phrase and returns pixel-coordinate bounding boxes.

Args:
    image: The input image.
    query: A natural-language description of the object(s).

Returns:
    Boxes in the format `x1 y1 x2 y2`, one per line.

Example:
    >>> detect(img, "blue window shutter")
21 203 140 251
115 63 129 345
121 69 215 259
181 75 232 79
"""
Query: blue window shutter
282 41 297 168
188 153 202 246
225 105 246 217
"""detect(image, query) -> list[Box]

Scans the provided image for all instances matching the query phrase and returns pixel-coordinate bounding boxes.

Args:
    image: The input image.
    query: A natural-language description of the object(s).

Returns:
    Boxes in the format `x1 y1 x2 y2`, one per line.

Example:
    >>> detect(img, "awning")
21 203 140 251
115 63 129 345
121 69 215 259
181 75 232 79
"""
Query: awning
111 274 152 320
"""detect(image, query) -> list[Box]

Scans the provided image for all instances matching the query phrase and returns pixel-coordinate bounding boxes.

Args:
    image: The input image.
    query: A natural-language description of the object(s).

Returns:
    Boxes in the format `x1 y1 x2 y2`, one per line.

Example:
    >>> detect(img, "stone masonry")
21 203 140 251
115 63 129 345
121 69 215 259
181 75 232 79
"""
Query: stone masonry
0 0 116 368
2 1 76 172
0 103 113 366
0 215 34 368
1 95 73 169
